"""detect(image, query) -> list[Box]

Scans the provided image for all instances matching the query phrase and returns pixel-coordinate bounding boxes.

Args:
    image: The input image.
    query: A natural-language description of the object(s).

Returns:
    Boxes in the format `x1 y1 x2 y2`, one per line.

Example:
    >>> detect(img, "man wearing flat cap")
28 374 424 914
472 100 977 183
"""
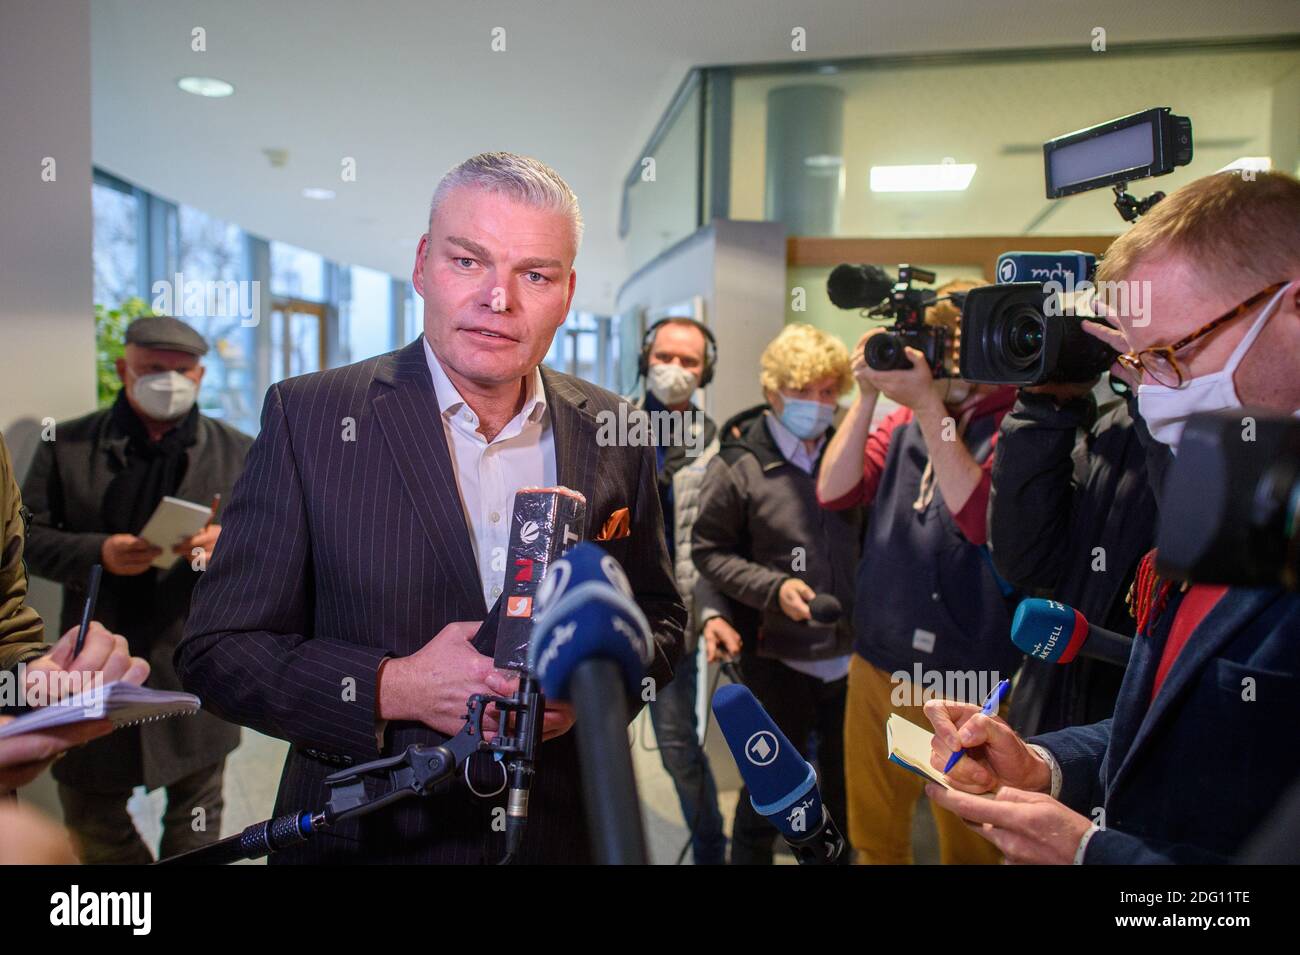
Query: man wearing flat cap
21 314 252 863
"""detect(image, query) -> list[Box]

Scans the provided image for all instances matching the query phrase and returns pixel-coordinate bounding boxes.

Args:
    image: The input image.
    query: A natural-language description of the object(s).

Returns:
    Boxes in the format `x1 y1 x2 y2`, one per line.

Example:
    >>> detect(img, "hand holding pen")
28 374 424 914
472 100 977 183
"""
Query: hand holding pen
943 678 1011 773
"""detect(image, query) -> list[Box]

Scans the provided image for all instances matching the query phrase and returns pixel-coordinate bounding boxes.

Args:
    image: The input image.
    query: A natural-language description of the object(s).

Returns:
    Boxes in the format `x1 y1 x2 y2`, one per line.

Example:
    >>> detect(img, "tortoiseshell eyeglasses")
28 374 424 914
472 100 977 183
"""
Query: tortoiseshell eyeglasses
1112 282 1287 388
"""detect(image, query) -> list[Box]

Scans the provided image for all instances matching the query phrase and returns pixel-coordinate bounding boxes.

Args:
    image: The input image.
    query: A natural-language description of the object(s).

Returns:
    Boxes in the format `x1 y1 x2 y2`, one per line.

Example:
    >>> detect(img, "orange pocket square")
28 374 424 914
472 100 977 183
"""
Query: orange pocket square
595 507 631 541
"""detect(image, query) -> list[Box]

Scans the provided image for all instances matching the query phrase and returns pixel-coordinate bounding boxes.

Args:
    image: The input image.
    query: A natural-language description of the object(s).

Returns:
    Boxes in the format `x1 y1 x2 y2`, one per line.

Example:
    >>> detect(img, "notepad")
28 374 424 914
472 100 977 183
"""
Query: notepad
138 495 212 569
0 681 200 739
886 713 993 795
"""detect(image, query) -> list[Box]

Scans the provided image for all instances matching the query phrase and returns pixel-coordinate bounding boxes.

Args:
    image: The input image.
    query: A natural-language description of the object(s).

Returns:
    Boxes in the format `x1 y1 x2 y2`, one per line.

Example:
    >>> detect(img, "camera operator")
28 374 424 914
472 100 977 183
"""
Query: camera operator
987 371 1157 735
924 170 1300 864
817 281 1022 864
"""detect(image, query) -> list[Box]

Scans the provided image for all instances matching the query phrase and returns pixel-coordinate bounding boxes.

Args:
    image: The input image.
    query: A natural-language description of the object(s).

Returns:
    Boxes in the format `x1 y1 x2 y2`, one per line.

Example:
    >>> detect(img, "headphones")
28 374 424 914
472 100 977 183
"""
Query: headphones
637 316 718 388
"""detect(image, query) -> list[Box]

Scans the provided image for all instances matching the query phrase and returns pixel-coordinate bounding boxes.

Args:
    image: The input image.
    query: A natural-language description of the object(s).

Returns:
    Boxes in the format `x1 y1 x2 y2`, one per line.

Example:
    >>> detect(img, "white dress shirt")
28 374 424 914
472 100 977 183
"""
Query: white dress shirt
763 411 849 684
424 339 556 609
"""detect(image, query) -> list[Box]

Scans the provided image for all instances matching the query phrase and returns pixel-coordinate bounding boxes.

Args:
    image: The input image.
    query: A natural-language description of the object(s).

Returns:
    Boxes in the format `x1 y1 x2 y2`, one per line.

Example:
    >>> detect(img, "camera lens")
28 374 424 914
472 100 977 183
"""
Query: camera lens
867 332 909 371
998 307 1045 369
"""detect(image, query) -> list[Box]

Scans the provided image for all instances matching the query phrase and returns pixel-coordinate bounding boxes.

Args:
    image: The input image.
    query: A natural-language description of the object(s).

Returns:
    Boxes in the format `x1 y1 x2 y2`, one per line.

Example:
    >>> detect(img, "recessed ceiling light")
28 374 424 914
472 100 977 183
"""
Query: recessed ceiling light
302 187 336 200
177 76 235 98
870 162 977 192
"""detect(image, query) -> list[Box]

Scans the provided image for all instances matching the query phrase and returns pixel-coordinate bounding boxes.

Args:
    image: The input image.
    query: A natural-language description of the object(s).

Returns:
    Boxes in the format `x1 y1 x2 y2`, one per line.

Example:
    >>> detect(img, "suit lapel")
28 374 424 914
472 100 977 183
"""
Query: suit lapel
1107 587 1277 794
371 338 485 615
541 368 600 538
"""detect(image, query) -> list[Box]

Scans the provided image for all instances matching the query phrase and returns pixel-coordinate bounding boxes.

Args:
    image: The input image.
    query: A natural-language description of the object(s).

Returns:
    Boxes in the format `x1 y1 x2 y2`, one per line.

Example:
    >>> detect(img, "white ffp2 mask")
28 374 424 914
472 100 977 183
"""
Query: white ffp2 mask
132 371 199 421
1137 282 1293 452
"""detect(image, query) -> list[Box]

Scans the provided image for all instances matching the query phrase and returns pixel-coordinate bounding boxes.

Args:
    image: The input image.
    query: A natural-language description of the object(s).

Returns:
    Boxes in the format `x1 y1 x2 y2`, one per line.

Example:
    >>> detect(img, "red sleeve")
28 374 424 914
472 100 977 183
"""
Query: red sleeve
818 407 912 510
949 396 1014 544
950 438 997 545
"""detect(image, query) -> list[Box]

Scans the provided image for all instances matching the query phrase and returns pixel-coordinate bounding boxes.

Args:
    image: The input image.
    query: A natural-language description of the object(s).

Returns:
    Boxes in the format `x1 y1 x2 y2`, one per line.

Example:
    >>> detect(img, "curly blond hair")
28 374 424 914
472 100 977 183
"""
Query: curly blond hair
759 323 853 394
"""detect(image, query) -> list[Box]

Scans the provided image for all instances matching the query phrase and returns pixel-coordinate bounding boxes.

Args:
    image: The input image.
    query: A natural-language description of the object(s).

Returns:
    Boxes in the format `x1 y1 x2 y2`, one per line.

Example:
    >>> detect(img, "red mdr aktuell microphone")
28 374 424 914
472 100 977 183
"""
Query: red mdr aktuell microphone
1009 598 1133 667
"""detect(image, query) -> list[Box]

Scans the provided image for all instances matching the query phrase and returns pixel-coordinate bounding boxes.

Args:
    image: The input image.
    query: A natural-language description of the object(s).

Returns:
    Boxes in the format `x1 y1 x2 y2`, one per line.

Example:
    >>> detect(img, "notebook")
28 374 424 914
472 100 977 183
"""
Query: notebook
886 712 994 796
0 681 200 738
138 495 212 570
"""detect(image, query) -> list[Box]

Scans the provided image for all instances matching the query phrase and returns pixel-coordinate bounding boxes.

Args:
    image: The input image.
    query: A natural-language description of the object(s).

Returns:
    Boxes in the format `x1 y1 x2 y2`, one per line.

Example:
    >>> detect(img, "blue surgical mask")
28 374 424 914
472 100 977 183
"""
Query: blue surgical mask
778 396 835 440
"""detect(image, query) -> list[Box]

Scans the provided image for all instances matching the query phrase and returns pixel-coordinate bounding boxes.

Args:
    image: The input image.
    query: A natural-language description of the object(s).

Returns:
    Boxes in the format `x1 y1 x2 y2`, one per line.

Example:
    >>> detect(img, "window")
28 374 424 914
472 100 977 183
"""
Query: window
92 180 140 307
545 311 619 391
343 264 393 362
270 241 326 301
178 205 256 429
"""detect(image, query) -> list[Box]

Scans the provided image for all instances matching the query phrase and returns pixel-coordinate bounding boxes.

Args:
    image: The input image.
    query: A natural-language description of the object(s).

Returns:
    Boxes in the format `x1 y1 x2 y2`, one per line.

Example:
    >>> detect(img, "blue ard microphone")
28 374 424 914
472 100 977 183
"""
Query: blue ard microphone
528 542 654 864
1010 597 1133 667
711 683 848 865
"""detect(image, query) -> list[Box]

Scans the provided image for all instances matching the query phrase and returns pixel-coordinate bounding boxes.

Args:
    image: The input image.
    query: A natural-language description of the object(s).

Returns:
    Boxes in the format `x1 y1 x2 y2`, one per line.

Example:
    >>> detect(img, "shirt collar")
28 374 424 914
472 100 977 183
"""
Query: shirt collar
763 409 825 466
423 337 547 428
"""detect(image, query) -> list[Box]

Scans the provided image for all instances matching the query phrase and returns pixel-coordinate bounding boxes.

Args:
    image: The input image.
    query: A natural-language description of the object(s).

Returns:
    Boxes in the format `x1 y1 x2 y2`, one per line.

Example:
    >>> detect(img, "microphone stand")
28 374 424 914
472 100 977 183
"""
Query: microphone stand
156 678 543 865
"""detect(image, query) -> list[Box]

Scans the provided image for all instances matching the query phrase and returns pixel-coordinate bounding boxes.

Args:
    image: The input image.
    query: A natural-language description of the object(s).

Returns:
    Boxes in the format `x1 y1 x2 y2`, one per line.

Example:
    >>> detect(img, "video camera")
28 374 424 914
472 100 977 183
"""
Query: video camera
960 107 1193 386
825 262 957 377
1157 410 1299 592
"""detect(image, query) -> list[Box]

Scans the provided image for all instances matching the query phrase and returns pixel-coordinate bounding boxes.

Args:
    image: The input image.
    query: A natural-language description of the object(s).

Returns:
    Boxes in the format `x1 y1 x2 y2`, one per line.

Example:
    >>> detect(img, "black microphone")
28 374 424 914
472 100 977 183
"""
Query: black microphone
711 683 849 864
528 543 655 864
1009 598 1133 667
808 593 842 625
481 486 587 859
826 263 892 310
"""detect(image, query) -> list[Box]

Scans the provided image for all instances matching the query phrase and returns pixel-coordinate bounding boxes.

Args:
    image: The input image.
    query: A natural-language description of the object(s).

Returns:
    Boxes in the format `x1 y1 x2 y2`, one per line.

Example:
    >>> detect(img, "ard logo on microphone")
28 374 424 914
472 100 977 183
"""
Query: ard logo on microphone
745 730 779 766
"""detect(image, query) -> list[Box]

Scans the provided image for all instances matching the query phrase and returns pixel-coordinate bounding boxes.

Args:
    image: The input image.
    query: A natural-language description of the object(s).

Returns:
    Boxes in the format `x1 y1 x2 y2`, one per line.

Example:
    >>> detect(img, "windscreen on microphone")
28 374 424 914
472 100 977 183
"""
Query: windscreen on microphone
527 542 653 701
1009 597 1090 664
808 593 842 625
826 263 892 310
711 683 820 841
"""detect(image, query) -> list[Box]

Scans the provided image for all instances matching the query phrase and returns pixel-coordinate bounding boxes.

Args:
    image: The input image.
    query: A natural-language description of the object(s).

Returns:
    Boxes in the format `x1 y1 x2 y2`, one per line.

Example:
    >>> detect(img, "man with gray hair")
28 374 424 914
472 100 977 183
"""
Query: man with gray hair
178 152 685 864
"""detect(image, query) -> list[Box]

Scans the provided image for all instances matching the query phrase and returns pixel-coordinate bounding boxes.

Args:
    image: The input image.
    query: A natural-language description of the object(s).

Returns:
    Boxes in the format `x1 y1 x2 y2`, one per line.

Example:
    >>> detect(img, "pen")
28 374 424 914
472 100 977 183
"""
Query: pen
942 677 1011 774
73 563 103 660
205 492 222 529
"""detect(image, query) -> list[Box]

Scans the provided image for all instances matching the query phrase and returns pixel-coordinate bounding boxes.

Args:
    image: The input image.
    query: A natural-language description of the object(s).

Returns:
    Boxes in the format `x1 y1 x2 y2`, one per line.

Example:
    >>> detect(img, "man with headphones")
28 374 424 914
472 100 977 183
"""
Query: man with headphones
634 316 729 864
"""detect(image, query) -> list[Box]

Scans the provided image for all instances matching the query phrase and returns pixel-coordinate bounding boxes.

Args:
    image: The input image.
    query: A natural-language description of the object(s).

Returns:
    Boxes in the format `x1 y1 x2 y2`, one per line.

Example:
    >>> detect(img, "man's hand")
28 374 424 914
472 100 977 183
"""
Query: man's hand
101 534 162 576
376 621 513 738
24 621 150 704
541 701 575 741
0 718 114 789
174 524 221 564
484 670 576 742
777 578 814 622
0 802 79 864
861 343 942 413
702 616 742 662
850 330 882 394
1081 311 1141 390
925 783 1094 864
923 698 1052 794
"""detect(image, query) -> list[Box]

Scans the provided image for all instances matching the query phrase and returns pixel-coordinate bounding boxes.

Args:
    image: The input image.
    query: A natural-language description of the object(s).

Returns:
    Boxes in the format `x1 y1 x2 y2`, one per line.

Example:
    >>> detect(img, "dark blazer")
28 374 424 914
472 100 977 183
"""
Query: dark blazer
1030 585 1300 863
21 406 251 792
176 337 685 864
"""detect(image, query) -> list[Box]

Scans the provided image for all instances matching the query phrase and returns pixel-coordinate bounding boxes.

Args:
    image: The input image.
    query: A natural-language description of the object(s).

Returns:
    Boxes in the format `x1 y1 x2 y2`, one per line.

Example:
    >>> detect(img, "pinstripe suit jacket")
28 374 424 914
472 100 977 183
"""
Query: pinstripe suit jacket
176 337 685 864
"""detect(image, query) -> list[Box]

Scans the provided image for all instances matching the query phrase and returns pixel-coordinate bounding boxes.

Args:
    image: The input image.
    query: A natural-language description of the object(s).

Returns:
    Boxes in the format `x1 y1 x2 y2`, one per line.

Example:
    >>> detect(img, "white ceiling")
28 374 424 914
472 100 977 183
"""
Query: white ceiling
90 0 1300 313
